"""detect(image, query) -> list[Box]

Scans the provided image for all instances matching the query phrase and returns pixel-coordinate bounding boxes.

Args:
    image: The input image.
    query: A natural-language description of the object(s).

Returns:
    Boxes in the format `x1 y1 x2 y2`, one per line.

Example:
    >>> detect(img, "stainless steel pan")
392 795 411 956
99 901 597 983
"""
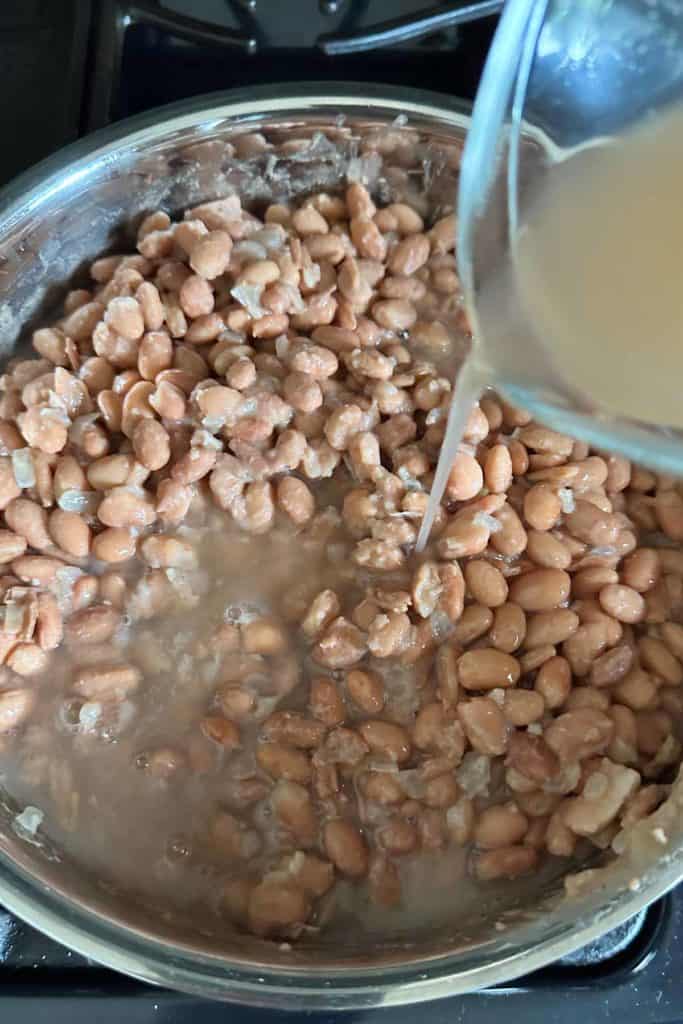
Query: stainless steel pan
0 84 681 1009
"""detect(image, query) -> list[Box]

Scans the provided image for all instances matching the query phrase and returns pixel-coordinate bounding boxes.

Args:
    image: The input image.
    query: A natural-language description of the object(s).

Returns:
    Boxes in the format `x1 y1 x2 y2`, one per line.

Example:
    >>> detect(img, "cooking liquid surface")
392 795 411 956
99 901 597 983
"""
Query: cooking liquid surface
0 502 525 941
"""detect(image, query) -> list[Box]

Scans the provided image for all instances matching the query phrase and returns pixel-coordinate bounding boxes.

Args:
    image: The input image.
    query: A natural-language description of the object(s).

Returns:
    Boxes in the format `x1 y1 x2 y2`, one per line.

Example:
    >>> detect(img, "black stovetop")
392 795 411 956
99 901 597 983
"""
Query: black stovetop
1 895 681 1022
0 1 682 1020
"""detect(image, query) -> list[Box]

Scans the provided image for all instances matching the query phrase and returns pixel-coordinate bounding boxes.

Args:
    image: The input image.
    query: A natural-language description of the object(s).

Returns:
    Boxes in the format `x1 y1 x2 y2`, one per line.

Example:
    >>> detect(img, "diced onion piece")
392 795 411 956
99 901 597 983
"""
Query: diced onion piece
11 448 35 488
456 752 491 798
79 702 103 730
191 429 223 450
233 239 267 262
231 282 266 319
558 488 575 514
397 466 422 492
54 565 84 612
252 226 286 251
57 489 100 515
13 805 44 837
302 263 321 289
282 283 305 313
429 610 454 642
473 511 503 533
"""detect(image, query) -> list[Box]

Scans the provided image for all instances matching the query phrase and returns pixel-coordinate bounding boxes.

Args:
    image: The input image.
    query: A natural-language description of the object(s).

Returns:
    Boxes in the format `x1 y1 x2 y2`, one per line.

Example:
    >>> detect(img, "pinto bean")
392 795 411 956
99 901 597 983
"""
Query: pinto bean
509 570 571 612
324 819 369 877
458 649 520 690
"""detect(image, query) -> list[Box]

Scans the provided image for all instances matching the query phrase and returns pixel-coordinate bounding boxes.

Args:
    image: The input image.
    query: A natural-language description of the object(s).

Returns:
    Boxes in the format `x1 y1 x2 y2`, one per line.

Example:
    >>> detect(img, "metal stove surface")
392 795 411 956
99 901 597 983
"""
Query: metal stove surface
0 895 681 1022
0 1 682 1020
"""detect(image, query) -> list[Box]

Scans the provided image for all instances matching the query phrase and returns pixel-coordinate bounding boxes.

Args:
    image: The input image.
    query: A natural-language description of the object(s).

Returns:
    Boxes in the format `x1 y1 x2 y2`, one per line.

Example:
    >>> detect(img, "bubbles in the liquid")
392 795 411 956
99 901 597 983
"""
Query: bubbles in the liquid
456 753 492 798
225 602 263 624
429 609 455 642
58 698 84 731
78 702 102 731
166 835 192 861
558 488 575 514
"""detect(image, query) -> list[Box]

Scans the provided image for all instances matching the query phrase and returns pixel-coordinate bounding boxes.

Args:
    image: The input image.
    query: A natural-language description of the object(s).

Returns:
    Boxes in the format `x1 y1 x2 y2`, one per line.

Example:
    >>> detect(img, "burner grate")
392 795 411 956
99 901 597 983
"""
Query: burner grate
85 0 500 128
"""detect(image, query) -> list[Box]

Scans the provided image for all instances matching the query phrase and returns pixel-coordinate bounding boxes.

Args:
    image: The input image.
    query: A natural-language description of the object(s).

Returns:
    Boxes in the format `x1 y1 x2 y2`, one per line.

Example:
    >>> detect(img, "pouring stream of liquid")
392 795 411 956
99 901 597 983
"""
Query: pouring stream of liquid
415 360 483 551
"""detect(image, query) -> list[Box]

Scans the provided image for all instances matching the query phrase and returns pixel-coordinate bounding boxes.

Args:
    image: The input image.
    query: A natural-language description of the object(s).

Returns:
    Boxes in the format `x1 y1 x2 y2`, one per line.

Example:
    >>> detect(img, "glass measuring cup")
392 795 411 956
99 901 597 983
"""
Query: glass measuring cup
458 0 683 474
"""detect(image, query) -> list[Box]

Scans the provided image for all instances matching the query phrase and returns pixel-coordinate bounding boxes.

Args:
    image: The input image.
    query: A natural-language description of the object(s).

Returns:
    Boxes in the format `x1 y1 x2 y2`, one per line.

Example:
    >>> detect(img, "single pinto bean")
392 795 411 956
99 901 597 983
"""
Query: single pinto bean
544 709 614 761
454 605 494 645
458 649 521 690
490 504 527 557
48 509 91 558
565 500 619 546
260 711 326 749
526 531 572 570
364 772 404 806
572 567 619 599
377 818 419 855
0 689 36 732
6 644 48 677
523 484 561 531
503 690 545 726
638 636 683 684
446 451 483 502
590 645 634 687
506 732 559 783
271 781 317 845
346 668 385 714
65 605 121 645
509 569 571 612
310 676 345 726
489 603 527 653
92 527 136 563
256 743 311 783
132 419 171 471
563 622 610 676
535 656 571 708
359 720 411 764
5 499 51 550
524 609 579 648
324 819 369 877
474 803 528 850
484 445 513 493
248 882 308 938
464 560 509 608
598 584 645 624
458 698 508 755
474 845 538 881
622 548 660 592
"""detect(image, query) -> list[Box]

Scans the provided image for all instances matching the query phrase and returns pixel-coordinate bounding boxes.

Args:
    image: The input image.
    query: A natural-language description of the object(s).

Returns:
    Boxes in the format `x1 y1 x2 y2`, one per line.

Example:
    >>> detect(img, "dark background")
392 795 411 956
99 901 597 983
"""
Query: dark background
0 0 500 185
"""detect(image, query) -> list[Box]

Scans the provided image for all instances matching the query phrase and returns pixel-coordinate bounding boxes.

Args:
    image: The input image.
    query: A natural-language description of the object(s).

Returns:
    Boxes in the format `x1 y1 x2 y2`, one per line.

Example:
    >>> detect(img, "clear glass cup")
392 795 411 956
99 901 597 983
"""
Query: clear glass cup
458 0 683 473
